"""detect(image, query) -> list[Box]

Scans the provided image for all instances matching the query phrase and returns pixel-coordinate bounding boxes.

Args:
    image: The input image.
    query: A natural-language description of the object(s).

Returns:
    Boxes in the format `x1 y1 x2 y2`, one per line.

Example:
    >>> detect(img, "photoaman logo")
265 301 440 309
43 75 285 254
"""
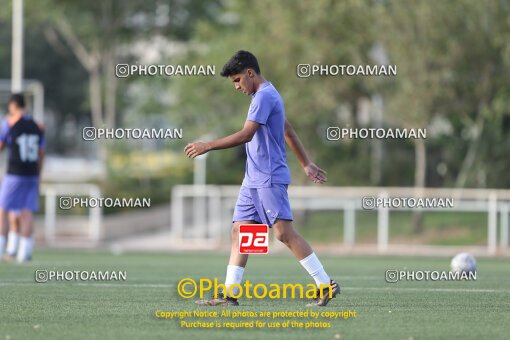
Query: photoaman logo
177 278 335 300
239 224 268 254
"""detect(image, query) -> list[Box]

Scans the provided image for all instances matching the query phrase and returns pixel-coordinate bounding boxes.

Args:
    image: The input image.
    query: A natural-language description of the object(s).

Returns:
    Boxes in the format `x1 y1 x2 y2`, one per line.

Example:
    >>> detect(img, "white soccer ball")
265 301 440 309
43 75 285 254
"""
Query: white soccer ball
450 252 477 273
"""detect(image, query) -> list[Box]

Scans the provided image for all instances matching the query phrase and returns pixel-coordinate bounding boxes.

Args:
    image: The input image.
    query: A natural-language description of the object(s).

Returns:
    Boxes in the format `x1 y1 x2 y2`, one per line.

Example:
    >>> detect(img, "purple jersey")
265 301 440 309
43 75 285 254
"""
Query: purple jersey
242 82 291 188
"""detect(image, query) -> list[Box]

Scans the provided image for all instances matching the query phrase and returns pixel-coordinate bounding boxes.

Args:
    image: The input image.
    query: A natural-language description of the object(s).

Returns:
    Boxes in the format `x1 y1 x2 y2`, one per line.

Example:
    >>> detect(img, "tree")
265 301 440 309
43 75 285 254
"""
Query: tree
25 0 222 158
378 0 510 231
170 0 381 185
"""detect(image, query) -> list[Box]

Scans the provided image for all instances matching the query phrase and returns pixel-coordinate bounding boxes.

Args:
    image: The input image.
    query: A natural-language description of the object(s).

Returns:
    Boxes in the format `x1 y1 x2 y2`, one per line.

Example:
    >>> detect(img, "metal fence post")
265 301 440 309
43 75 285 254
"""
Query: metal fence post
344 201 355 246
378 193 389 252
488 192 497 255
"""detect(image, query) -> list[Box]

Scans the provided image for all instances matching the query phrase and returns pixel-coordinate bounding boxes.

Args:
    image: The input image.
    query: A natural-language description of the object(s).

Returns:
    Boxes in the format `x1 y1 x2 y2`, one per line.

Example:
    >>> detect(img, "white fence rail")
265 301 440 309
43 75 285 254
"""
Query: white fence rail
171 185 510 255
41 183 102 246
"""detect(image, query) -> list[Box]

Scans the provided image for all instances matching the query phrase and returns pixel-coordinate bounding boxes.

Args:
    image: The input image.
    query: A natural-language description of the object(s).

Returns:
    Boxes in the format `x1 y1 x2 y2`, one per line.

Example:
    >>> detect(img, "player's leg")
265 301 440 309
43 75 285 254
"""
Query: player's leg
16 177 39 263
0 175 13 260
228 221 250 268
5 212 20 258
273 219 331 282
223 186 261 300
272 219 340 306
225 221 249 298
225 219 262 294
0 175 28 262
196 187 259 306
0 208 8 259
195 221 253 306
272 219 313 259
254 184 340 306
17 209 34 263
252 184 315 260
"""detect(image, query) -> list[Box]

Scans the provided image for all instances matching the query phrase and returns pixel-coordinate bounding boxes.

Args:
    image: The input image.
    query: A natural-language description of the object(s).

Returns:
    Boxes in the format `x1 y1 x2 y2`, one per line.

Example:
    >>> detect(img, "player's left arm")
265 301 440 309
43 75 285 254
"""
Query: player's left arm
38 148 45 176
284 118 327 184
184 120 260 159
37 124 45 176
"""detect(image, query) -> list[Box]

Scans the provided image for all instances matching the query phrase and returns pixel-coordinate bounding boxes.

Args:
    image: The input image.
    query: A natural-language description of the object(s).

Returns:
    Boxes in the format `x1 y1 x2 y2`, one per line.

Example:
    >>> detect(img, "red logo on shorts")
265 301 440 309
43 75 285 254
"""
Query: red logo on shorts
239 224 269 254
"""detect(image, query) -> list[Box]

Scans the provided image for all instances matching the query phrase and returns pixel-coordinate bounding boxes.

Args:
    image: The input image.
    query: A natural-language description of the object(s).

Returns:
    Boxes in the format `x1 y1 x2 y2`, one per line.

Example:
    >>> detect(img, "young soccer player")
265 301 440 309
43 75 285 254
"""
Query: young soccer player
0 93 45 263
184 51 340 306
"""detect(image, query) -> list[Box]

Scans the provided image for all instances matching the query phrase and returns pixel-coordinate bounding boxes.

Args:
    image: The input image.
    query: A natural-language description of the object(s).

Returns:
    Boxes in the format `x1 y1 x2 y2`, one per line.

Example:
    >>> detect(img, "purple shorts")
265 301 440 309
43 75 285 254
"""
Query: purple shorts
0 174 39 212
233 184 293 227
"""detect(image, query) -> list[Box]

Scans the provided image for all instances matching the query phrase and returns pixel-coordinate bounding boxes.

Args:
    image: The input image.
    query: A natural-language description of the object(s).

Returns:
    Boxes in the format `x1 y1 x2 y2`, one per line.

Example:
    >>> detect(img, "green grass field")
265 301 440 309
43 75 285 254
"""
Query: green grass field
298 211 488 245
1 250 509 339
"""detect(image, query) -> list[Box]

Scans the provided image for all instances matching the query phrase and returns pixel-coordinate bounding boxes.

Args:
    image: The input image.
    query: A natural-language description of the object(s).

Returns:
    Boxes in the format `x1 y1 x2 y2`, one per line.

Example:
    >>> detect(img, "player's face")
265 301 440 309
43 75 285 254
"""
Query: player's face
229 70 255 95
8 102 21 115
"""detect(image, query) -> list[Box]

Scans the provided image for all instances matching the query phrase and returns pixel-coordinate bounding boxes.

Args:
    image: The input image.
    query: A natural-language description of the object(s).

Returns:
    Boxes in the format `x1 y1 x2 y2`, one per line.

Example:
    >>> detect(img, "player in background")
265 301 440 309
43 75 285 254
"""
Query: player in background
0 93 45 263
3 212 20 261
185 51 340 306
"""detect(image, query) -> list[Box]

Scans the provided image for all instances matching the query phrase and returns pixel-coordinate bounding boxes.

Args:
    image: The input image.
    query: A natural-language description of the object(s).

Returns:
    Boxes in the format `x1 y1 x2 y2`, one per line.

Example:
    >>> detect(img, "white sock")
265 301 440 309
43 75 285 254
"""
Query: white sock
6 232 20 256
224 265 245 297
299 252 331 288
16 236 34 263
0 235 6 258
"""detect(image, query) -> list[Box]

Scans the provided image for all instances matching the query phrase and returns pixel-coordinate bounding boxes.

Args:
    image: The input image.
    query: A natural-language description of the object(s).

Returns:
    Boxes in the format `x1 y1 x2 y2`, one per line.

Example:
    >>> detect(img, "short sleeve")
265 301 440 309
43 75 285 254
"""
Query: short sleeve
39 133 46 148
0 119 9 143
247 92 274 125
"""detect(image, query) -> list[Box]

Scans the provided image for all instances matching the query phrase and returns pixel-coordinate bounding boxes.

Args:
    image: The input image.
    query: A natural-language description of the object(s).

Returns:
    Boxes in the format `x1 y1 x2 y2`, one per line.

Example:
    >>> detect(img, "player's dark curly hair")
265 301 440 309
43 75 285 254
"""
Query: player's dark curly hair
220 50 261 77
9 93 25 108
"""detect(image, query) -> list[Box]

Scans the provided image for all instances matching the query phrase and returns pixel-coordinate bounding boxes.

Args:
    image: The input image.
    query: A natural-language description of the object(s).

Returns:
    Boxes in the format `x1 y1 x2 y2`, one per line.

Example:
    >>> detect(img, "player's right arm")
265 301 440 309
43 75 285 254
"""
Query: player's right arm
185 90 269 158
0 118 9 152
206 120 260 150
184 121 259 159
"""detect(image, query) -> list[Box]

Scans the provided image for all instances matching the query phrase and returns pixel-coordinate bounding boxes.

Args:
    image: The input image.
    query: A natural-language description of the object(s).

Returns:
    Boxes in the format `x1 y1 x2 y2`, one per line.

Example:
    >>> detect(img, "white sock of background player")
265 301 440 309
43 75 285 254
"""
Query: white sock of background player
0 235 6 258
6 231 20 256
17 236 34 262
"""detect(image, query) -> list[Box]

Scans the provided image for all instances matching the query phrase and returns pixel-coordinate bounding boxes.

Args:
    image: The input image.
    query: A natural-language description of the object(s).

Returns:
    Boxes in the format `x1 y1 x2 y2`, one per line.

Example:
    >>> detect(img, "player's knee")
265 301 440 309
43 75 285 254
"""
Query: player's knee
231 223 241 237
20 230 31 238
275 229 291 245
